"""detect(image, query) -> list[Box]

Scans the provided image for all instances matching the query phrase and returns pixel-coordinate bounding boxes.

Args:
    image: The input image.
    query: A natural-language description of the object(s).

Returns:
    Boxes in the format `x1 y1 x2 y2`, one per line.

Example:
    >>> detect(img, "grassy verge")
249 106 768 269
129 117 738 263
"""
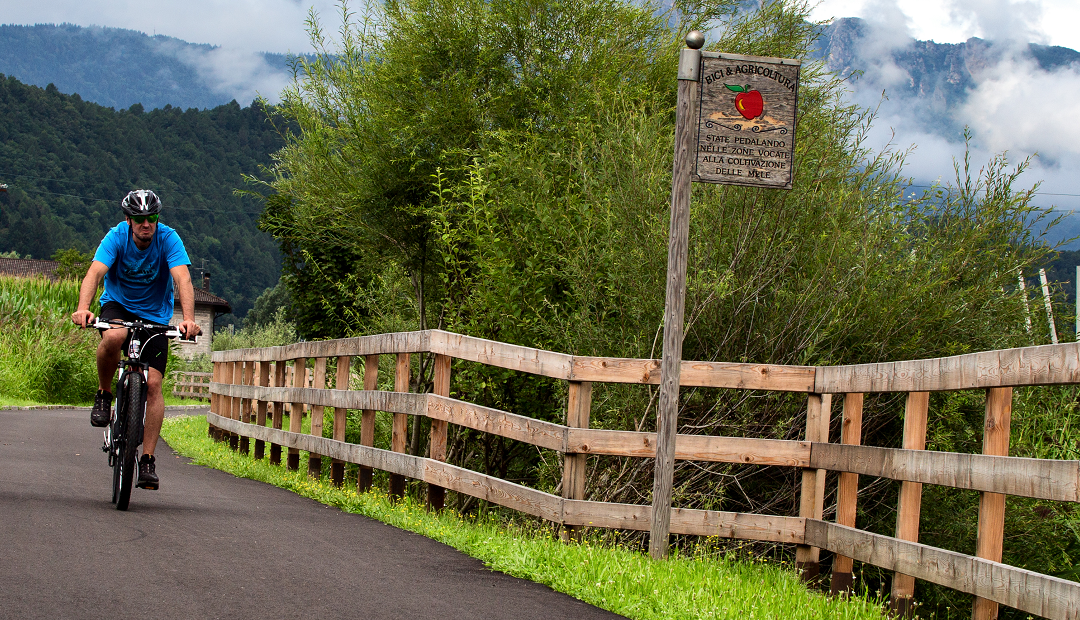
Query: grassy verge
161 414 887 620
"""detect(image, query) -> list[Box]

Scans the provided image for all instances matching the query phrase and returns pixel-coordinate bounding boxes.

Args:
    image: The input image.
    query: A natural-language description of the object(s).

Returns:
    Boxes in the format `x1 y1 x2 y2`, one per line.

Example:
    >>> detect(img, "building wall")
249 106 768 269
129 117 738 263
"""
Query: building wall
169 303 214 359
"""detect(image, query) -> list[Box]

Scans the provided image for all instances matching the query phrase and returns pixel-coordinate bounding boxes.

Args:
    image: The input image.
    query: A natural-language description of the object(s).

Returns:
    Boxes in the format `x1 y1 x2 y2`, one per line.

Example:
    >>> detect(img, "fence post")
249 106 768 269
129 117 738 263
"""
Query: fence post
307 357 327 478
389 352 410 500
890 391 930 617
796 392 832 582
358 354 379 493
561 381 593 542
427 353 451 510
209 362 221 440
971 387 1013 620
254 360 270 460
331 355 351 487
270 361 286 466
228 361 241 451
286 357 306 471
831 392 864 596
239 361 254 454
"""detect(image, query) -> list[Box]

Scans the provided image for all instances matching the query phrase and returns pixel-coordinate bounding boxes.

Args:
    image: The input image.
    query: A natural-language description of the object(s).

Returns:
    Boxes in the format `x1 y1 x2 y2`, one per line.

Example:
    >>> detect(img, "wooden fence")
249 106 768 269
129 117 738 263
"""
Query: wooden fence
171 371 212 400
209 329 1080 620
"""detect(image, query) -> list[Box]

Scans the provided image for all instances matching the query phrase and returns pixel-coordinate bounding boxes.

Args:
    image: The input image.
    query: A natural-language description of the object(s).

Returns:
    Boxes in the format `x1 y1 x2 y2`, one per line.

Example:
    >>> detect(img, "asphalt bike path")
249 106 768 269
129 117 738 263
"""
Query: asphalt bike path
0 408 624 620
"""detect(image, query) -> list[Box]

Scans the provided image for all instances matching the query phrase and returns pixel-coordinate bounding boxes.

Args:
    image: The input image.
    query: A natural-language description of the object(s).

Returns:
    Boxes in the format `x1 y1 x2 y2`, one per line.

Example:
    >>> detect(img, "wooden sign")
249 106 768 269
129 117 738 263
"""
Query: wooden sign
694 52 801 189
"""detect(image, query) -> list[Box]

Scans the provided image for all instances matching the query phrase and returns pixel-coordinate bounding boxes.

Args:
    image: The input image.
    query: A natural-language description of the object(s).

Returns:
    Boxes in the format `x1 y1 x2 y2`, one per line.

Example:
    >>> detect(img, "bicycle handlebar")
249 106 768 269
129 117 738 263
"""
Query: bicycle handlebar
86 318 199 343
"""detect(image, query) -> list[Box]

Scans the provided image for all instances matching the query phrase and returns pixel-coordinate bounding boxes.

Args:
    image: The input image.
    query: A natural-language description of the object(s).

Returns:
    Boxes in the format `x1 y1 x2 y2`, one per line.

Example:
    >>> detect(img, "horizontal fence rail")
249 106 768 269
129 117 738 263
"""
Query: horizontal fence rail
209 330 1080 620
212 330 1080 392
171 370 211 400
805 521 1080 620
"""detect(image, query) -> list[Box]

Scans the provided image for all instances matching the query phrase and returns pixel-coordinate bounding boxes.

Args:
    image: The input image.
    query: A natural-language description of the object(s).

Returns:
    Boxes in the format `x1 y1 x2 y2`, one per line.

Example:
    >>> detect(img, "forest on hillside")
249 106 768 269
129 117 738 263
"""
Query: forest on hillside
0 74 283 319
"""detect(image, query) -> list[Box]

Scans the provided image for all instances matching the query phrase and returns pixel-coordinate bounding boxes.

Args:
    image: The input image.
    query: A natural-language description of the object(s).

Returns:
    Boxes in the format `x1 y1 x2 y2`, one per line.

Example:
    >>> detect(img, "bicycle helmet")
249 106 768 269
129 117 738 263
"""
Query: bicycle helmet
121 189 162 216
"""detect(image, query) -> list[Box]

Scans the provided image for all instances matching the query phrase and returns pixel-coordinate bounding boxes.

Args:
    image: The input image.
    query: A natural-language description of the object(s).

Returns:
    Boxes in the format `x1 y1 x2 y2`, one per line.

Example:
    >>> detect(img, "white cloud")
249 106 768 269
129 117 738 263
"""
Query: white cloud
155 40 294 104
960 57 1080 160
811 0 1080 50
946 0 1044 44
825 10 1080 212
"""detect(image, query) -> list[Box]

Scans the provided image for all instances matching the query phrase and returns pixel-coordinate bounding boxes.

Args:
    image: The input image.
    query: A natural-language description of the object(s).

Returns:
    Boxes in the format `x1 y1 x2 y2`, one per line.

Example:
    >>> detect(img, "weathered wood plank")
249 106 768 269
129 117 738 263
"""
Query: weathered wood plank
239 361 254 454
561 501 804 544
426 395 566 452
208 362 222 440
286 358 305 471
816 342 1080 393
810 444 1080 502
254 360 270 460
210 383 427 415
389 353 410 499
331 356 350 487
974 387 1013 620
211 411 562 522
270 361 285 465
359 354 379 493
428 354 451 510
210 412 425 480
805 520 1080 620
212 331 431 363
424 460 563 523
831 392 864 596
428 330 573 380
796 393 831 580
567 429 810 466
649 48 700 561
307 357 328 477
228 361 241 450
561 381 592 542
892 391 929 616
571 357 816 391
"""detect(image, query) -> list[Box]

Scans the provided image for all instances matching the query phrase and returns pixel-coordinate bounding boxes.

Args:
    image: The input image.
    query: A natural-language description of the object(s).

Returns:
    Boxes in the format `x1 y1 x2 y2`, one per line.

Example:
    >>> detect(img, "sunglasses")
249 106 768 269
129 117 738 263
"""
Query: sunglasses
130 214 159 224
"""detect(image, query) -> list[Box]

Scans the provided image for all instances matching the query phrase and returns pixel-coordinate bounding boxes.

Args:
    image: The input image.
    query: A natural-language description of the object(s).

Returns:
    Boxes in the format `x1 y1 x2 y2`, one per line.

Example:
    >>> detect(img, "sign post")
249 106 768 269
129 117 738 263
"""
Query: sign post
649 38 801 560
648 30 703 560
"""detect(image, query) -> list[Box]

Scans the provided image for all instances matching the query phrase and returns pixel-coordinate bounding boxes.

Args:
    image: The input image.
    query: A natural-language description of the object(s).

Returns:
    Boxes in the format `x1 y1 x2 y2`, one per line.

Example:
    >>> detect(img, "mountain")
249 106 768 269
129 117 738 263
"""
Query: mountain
0 74 283 321
812 17 1080 137
0 23 296 110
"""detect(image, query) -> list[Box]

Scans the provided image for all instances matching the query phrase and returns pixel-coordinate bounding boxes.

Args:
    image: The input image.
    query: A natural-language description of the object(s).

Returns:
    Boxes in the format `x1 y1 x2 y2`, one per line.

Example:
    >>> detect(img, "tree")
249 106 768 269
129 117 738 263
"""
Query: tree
51 247 91 280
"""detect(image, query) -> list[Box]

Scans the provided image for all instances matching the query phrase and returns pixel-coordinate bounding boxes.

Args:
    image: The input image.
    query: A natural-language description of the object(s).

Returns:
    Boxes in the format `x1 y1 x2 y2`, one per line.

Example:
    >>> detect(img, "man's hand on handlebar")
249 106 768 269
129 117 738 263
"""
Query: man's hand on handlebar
178 319 201 342
71 309 95 328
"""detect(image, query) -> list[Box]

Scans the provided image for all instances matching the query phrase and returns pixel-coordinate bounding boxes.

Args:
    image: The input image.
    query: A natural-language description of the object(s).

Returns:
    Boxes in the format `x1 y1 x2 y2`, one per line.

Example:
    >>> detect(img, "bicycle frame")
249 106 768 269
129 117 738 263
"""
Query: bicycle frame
88 318 195 508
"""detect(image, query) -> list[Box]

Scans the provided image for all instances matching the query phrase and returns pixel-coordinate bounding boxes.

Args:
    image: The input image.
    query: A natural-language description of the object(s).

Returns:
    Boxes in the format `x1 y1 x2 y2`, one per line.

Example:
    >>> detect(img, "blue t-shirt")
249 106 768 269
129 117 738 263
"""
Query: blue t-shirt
93 221 191 324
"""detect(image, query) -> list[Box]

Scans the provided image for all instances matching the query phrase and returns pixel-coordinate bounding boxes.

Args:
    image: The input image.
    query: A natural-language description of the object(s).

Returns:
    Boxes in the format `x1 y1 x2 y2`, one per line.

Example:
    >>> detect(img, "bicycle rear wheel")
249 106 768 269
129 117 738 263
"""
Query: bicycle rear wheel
115 372 144 511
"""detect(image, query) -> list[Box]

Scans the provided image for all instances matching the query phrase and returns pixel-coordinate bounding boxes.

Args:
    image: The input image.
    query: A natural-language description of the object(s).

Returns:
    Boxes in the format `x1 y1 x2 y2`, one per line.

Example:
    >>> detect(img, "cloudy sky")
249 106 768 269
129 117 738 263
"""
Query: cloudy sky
2 0 1079 210
808 0 1080 212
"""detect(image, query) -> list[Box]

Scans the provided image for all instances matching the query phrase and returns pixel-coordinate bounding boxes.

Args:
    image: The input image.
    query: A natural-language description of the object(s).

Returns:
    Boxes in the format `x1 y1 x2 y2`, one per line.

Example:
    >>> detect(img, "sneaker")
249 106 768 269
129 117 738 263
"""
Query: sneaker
137 454 159 490
91 390 112 428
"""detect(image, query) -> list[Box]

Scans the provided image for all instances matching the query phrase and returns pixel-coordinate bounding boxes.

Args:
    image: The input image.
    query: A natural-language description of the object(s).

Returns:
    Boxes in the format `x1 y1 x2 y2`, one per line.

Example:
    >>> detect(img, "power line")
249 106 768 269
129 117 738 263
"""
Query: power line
3 185 267 214
0 169 269 200
902 183 1080 197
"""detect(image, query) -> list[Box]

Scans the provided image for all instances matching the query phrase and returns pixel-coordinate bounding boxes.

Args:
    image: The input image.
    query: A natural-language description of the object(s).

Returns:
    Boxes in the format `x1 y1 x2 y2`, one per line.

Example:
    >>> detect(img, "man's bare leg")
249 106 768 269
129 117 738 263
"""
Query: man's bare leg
142 368 165 457
96 329 126 392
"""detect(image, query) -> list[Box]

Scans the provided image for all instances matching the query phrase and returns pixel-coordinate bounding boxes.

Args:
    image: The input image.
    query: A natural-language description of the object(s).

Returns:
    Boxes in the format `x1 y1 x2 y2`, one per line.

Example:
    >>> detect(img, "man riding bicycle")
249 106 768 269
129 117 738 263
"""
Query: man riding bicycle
71 189 201 490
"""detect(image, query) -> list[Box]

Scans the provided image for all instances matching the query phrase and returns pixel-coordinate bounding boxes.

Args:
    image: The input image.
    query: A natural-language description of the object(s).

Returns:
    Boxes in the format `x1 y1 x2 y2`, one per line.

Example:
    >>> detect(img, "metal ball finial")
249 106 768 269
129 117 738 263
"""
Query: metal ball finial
685 30 705 50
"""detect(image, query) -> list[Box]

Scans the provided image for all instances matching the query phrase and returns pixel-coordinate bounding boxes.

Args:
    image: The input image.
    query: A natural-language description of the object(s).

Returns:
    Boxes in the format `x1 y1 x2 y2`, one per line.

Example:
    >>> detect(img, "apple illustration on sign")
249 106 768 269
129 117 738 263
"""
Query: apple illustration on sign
725 83 763 120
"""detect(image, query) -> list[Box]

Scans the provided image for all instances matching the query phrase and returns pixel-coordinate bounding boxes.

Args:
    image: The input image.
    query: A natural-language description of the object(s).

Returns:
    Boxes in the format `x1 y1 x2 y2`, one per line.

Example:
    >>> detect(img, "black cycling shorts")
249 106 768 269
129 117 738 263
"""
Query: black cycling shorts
98 301 170 377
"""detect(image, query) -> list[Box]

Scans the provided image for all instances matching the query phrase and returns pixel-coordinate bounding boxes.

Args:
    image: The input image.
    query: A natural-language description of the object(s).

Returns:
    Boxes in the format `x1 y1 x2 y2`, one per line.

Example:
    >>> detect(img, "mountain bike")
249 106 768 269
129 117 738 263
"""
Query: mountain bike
88 318 195 510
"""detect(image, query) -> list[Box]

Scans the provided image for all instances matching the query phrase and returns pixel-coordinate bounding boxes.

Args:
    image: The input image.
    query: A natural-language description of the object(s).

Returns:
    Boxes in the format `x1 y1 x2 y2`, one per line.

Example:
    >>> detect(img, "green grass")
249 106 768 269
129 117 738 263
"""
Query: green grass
161 414 888 620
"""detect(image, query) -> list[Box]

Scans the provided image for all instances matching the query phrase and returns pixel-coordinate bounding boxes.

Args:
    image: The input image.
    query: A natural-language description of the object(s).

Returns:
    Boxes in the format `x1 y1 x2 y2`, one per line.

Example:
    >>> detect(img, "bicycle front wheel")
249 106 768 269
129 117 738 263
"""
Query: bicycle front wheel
115 372 145 511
